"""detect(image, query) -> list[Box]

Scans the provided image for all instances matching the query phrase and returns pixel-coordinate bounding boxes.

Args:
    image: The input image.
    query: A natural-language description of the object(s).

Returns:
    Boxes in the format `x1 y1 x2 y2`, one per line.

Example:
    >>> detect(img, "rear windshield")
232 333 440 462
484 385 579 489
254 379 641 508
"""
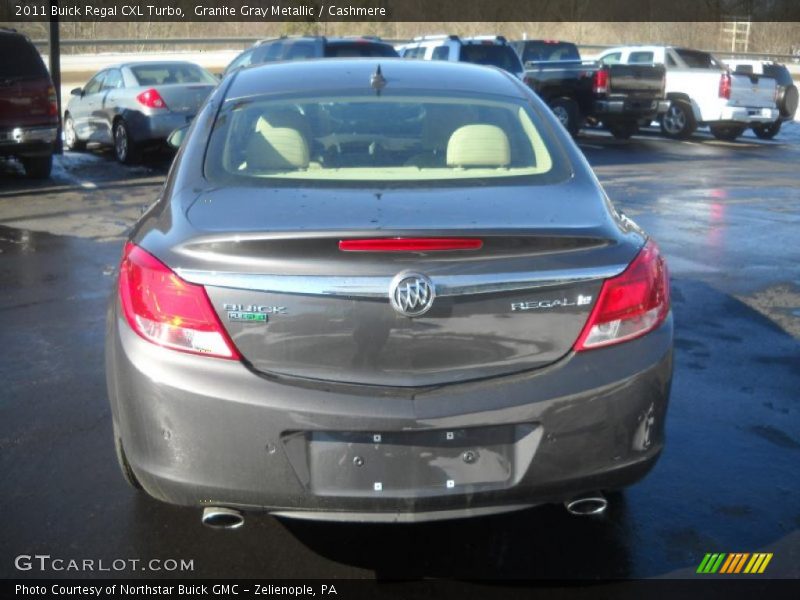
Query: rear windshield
130 63 216 86
205 92 568 186
517 42 580 63
0 35 48 80
459 45 523 74
324 42 398 58
675 49 723 69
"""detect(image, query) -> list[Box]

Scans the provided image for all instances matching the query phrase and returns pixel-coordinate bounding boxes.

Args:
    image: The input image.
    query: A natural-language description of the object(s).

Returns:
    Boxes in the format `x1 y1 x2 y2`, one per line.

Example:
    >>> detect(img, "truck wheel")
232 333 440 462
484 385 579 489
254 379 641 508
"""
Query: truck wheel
709 125 746 141
607 122 639 140
752 121 782 140
549 98 581 137
21 155 53 179
660 100 696 139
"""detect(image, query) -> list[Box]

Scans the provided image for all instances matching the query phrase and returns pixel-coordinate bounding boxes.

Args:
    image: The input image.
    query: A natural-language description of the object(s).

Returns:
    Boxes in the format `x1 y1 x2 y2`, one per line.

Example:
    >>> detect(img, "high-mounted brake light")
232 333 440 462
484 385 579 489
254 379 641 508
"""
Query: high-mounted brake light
719 72 732 100
338 238 483 252
593 68 609 95
136 88 168 109
573 240 670 351
118 243 239 359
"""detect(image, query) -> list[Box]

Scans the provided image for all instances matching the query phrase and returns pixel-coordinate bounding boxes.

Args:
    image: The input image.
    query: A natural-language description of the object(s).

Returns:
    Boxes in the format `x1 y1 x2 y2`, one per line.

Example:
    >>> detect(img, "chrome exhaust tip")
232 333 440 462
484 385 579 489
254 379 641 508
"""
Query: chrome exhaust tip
564 493 608 516
201 507 244 530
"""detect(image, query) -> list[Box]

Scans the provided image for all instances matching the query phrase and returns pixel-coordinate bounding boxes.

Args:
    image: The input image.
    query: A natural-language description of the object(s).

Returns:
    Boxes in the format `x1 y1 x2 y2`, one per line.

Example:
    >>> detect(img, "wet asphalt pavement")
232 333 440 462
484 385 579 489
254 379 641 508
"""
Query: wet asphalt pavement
1 125 798 580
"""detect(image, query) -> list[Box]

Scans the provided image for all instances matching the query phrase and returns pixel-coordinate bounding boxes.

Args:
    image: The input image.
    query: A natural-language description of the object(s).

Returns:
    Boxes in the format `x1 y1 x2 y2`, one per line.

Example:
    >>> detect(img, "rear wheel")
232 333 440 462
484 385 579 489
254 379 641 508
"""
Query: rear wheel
752 121 782 140
709 124 746 141
660 100 696 139
549 98 581 137
607 121 639 140
63 114 85 151
113 119 141 164
21 155 52 179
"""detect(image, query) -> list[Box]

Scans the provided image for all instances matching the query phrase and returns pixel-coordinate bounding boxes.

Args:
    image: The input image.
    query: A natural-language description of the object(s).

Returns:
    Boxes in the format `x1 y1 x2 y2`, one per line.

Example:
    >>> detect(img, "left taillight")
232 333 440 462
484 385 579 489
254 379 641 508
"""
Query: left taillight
118 242 240 359
573 240 670 351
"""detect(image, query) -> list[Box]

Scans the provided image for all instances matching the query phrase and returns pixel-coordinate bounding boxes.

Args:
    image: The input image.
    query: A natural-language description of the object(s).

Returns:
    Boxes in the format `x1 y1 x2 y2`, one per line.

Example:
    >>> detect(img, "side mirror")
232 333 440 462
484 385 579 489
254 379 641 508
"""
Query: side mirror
166 125 189 150
70 87 83 96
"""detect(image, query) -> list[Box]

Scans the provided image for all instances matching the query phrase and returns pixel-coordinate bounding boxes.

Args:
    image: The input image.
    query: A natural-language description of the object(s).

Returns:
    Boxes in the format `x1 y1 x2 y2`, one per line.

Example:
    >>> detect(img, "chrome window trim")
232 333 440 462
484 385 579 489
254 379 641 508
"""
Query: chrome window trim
175 264 626 298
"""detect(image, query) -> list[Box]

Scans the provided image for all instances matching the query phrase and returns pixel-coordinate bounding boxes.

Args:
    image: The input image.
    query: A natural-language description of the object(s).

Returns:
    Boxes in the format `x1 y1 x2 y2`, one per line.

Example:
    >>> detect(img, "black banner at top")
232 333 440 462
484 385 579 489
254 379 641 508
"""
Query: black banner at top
3 0 800 22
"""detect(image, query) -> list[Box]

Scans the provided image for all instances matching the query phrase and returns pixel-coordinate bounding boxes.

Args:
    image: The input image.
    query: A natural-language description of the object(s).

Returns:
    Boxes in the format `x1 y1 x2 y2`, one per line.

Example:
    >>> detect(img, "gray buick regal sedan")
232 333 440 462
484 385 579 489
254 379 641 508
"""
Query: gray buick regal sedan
105 58 672 527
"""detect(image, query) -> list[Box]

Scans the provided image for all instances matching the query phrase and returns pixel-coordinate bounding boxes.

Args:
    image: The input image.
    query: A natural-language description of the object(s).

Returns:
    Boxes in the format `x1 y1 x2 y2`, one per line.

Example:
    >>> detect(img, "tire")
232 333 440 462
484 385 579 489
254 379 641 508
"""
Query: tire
777 84 798 119
549 98 581 137
21 155 53 179
113 119 141 164
113 424 143 490
752 121 782 140
709 124 746 141
660 100 697 139
63 114 85 151
607 121 638 140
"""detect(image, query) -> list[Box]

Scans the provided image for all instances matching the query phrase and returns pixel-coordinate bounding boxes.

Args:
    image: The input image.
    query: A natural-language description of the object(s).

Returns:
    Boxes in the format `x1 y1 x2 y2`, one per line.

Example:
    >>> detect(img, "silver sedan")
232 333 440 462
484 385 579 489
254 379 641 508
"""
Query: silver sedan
64 61 217 163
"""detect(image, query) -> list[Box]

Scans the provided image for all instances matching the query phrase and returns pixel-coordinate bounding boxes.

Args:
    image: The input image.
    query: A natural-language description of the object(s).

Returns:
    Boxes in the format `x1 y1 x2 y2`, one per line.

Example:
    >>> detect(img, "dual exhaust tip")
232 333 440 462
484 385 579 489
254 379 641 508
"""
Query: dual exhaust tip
201 494 607 527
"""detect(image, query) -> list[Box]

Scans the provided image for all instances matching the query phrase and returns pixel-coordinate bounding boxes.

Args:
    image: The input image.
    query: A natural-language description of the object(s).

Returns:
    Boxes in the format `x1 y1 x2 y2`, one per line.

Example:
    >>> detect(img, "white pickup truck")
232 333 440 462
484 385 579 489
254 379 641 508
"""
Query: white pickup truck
596 46 779 141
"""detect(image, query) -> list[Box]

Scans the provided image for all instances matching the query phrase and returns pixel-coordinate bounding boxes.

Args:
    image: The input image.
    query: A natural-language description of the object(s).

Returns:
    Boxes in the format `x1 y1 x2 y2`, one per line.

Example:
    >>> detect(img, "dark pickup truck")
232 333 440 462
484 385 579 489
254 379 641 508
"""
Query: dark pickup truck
511 40 668 139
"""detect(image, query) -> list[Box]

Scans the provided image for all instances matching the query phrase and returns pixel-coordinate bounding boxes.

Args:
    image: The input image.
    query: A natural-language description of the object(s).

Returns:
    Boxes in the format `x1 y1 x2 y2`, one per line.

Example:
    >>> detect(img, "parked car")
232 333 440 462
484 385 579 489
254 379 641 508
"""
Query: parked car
597 45 779 141
106 58 673 526
723 59 798 139
64 61 217 163
512 39 668 139
0 28 58 178
398 35 524 79
223 36 398 76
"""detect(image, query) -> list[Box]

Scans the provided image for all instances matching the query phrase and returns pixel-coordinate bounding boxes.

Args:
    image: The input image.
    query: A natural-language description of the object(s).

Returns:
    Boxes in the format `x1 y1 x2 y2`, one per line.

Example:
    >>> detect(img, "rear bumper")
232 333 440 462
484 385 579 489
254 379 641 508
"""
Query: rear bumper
704 105 779 125
593 99 669 120
106 304 673 522
0 126 57 157
127 111 194 143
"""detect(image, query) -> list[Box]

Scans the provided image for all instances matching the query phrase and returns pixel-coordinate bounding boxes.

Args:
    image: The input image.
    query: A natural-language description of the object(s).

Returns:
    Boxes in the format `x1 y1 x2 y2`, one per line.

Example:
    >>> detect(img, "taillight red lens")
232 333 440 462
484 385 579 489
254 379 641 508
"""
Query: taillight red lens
593 68 609 95
118 243 239 359
719 72 732 99
46 85 58 117
136 88 168 109
573 240 670 351
338 238 483 252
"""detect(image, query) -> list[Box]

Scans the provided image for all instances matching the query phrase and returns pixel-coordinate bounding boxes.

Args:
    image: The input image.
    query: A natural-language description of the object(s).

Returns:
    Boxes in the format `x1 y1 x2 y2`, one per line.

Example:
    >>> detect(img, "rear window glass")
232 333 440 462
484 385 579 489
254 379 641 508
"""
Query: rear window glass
205 93 568 186
459 45 522 74
130 63 216 86
324 42 398 58
519 42 580 63
0 35 48 80
675 49 723 69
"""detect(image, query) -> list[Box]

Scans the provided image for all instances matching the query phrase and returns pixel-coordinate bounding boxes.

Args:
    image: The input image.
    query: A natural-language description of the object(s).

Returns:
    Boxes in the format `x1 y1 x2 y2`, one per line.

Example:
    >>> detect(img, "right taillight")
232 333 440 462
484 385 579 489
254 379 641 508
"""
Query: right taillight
573 240 670 351
719 71 732 100
593 68 609 95
118 242 239 359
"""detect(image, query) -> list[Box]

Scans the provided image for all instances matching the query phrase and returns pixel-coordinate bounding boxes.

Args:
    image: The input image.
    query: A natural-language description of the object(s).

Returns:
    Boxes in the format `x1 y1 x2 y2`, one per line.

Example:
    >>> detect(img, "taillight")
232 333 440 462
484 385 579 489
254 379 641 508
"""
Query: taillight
339 238 483 252
593 68 609 95
136 88 168 109
573 240 670 351
719 72 732 100
118 243 239 359
47 85 58 117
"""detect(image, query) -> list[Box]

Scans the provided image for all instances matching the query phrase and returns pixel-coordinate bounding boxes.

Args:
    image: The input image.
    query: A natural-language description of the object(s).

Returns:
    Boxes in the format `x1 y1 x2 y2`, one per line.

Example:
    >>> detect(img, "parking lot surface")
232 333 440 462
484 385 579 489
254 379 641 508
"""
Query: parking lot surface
1 125 798 579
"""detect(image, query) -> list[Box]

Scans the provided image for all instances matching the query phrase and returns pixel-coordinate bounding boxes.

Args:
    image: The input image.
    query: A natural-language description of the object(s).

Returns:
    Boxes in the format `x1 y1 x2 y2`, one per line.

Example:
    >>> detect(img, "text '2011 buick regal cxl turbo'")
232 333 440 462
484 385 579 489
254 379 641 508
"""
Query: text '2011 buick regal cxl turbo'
105 58 672 527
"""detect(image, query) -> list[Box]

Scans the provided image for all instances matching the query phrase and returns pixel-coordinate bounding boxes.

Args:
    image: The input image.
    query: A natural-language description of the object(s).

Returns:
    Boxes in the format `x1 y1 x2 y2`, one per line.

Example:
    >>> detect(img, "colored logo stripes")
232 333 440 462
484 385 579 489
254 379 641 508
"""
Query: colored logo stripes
697 552 773 574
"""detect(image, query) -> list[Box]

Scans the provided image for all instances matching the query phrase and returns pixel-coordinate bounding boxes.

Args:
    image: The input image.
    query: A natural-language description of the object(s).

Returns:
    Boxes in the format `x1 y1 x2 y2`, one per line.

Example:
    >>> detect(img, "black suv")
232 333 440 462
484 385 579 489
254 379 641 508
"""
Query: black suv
0 28 59 178
223 36 398 76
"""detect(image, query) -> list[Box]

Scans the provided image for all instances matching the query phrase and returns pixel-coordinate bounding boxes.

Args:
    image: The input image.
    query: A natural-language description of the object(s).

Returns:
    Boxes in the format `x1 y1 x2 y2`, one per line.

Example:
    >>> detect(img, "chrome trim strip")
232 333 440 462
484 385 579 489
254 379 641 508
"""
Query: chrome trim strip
176 264 626 298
